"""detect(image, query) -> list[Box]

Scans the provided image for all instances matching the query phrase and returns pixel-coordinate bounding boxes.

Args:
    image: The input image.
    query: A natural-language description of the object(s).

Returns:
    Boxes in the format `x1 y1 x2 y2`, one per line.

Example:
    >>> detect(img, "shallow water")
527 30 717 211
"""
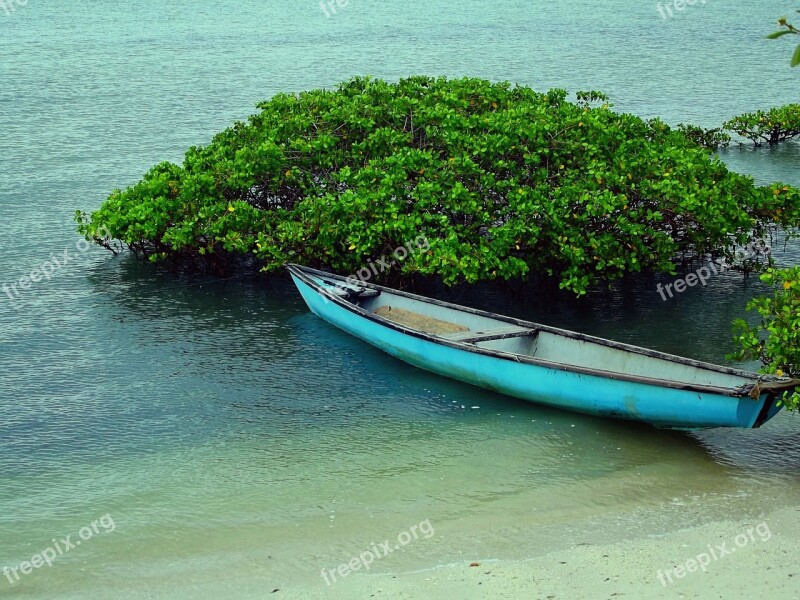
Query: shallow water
1 1 799 597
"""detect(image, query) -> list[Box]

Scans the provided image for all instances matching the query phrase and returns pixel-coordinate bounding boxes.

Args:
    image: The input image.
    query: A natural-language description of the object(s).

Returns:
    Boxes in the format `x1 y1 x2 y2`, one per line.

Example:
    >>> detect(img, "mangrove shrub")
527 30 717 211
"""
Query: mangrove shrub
723 104 800 147
77 77 800 295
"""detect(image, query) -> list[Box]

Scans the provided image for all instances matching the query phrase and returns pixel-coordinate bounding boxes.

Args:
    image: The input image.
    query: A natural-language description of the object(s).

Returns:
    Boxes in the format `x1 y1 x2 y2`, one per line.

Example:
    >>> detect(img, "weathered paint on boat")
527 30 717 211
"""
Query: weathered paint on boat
287 265 794 430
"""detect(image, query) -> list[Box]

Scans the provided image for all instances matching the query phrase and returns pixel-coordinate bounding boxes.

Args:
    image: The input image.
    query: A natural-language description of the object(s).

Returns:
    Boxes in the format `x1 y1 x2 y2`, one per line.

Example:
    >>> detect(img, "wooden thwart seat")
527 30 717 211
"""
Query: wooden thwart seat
441 325 536 344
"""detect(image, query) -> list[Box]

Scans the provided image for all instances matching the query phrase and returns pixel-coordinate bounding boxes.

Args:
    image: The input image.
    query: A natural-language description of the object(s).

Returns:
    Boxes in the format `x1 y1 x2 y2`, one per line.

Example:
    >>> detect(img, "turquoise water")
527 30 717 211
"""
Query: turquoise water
1 1 799 598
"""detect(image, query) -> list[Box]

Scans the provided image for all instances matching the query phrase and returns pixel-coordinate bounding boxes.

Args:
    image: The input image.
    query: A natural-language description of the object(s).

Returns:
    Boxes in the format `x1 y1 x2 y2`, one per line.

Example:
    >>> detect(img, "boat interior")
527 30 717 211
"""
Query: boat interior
319 276 754 390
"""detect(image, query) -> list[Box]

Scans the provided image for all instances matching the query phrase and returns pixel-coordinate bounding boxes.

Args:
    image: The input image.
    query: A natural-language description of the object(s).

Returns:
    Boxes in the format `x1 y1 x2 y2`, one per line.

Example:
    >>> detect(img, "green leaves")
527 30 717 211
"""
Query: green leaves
768 10 800 67
730 267 800 411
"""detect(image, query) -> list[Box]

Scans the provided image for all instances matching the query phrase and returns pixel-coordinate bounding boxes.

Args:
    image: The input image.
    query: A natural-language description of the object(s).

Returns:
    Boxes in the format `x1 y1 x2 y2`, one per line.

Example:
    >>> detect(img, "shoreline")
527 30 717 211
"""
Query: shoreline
285 506 800 599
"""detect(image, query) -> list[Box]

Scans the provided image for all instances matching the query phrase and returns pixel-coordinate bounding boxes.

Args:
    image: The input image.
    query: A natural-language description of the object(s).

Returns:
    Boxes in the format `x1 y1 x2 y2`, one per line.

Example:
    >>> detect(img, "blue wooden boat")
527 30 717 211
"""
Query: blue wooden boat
287 264 797 430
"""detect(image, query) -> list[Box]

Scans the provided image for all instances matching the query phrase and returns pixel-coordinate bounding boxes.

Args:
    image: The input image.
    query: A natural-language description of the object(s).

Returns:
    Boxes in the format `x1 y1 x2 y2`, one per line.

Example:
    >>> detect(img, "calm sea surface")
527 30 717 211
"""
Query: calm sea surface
1 1 799 598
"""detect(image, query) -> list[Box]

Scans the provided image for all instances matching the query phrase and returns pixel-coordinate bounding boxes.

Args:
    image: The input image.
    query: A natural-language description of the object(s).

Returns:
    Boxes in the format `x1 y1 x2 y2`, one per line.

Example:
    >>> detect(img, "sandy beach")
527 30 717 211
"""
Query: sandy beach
280 507 800 599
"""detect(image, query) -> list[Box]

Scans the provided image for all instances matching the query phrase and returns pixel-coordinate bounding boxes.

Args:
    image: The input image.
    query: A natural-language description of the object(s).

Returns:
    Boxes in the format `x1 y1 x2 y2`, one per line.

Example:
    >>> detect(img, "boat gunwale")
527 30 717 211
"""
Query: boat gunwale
287 264 786 398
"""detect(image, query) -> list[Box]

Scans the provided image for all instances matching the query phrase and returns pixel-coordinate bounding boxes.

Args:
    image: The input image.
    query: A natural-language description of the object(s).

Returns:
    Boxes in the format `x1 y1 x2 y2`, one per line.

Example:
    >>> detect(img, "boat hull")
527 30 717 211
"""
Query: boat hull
290 271 783 430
